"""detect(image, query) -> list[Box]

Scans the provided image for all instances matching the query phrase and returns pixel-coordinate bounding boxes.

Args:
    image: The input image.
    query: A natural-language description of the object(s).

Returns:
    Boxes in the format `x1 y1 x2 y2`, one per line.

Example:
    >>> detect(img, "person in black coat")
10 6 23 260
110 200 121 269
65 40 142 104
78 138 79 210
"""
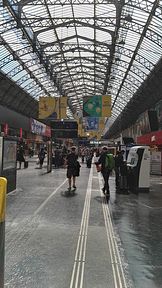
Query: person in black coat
66 146 80 192
38 148 46 169
17 146 25 169
114 150 125 188
96 146 113 196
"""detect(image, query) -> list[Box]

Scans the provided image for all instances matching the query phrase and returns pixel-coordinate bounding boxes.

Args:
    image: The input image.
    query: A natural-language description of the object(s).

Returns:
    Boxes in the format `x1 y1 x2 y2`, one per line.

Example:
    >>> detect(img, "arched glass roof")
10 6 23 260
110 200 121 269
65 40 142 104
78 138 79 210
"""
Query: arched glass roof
0 0 162 123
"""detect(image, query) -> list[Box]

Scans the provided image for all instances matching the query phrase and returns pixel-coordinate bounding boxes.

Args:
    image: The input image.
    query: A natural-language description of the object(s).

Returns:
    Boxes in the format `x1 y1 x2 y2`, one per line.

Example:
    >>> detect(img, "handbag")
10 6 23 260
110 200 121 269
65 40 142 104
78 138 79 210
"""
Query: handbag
75 161 81 176
96 164 101 172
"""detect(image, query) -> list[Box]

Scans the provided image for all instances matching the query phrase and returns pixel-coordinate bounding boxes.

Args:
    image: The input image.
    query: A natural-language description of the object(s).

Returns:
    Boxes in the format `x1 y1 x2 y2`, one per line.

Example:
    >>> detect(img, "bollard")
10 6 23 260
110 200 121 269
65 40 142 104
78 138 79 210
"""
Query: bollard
0 178 7 288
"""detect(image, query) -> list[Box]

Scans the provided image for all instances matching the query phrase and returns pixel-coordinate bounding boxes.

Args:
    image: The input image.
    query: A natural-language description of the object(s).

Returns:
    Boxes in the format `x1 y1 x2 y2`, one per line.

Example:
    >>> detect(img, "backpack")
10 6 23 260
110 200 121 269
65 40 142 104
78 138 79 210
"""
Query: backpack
105 153 115 170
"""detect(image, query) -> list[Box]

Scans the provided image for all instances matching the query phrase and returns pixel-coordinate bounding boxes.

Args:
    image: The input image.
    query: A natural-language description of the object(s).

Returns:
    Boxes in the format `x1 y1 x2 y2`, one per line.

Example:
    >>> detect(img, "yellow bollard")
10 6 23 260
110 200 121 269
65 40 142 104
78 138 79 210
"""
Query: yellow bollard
0 178 7 288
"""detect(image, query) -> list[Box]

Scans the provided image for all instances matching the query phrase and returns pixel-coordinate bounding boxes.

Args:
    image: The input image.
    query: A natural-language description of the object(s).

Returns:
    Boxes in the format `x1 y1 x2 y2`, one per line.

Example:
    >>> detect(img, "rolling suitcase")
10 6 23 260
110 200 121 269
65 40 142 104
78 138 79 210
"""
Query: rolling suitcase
86 158 92 168
24 161 28 168
119 175 128 192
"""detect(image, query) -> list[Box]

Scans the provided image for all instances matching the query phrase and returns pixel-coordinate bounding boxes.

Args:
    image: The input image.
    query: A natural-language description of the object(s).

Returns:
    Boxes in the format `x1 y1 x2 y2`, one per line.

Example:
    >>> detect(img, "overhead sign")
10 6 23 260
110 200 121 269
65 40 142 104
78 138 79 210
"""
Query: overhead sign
83 95 111 117
50 121 78 130
39 97 67 120
99 118 105 130
30 118 51 137
52 130 78 139
85 117 99 131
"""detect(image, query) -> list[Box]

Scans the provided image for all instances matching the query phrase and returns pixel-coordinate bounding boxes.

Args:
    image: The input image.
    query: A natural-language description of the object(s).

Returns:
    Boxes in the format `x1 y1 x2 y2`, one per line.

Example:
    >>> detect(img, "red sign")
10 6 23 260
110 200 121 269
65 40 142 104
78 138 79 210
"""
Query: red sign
20 128 23 138
137 130 162 146
4 123 8 136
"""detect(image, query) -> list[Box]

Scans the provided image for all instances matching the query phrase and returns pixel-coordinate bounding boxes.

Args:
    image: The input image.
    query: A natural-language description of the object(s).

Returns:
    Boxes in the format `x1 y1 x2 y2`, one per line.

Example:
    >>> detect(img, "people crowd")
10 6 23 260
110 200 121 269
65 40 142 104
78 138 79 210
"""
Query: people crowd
16 142 128 196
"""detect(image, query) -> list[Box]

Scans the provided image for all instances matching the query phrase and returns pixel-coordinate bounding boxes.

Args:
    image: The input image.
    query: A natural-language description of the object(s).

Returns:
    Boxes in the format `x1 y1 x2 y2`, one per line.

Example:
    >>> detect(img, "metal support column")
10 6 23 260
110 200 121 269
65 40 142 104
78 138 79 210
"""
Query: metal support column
0 178 7 288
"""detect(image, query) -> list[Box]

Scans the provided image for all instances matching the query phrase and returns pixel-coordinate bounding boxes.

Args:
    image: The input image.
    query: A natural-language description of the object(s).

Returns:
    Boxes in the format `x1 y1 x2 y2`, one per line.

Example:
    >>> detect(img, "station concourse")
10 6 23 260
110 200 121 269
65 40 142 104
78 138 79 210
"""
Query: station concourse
0 1 162 287
4 157 162 288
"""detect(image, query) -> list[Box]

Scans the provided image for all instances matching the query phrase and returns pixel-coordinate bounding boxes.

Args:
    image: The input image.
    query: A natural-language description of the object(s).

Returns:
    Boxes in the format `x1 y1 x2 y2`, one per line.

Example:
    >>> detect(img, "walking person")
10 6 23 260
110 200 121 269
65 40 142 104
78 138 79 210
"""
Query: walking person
38 147 46 169
17 146 25 169
66 146 81 192
96 146 115 196
114 150 125 189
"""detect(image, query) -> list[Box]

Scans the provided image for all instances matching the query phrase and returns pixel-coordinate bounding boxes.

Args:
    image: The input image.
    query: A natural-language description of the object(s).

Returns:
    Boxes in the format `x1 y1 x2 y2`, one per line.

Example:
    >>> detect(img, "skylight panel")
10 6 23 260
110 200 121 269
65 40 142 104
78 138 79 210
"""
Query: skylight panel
73 5 93 17
77 27 94 39
56 27 76 39
37 30 57 43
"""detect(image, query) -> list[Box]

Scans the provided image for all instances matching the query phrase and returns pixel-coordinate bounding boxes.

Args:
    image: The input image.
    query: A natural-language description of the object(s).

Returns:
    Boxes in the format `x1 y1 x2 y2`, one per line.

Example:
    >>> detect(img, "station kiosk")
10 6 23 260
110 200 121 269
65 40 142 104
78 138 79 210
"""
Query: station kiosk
0 136 17 193
127 146 150 193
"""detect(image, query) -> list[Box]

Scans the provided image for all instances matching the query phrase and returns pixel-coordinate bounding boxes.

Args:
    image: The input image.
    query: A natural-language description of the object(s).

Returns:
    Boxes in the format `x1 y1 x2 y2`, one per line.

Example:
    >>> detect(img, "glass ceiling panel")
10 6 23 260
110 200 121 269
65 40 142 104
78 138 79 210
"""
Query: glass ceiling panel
0 0 161 126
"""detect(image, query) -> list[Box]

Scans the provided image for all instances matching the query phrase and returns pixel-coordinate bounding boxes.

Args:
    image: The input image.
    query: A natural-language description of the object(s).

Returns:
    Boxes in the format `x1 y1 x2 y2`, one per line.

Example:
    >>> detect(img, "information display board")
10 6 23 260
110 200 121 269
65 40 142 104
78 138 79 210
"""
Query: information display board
51 121 78 130
52 130 78 139
3 140 17 170
0 137 17 193
51 120 78 139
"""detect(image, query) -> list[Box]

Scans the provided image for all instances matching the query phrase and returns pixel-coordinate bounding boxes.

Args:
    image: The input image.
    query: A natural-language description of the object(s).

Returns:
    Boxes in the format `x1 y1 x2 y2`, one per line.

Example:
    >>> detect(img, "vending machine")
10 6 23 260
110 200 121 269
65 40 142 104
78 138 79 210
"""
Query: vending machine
0 136 17 193
127 146 150 193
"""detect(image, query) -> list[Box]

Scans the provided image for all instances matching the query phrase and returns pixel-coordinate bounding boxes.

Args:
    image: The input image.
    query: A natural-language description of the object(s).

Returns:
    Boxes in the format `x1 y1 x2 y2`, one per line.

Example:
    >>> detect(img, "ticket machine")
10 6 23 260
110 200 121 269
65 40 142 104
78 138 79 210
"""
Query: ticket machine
0 136 17 193
127 146 150 193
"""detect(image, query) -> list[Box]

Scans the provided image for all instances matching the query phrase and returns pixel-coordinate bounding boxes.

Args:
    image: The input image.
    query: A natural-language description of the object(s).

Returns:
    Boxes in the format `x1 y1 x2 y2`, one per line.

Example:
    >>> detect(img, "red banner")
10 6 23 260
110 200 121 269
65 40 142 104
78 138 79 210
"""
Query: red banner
137 130 162 146
4 123 8 136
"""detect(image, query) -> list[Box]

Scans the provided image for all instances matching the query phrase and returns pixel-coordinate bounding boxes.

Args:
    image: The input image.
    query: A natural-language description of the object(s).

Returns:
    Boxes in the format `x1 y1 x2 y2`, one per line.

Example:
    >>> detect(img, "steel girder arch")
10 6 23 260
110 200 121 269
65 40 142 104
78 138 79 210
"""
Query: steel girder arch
66 86 103 95
110 64 145 89
26 1 114 103
106 57 162 139
41 35 112 51
48 46 110 60
51 56 107 67
1 1 115 115
115 46 155 71
111 0 160 108
66 83 103 94
0 36 54 98
1 0 70 107
40 0 83 109
0 44 52 99
109 72 141 93
62 76 104 86
58 65 106 79
0 71 38 117
2 0 162 122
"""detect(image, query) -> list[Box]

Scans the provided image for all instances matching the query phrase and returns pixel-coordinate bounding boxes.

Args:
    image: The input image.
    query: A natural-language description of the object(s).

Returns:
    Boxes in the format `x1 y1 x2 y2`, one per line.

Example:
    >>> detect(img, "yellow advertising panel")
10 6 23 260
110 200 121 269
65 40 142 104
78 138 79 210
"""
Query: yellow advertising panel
39 97 67 119
102 95 111 117
78 124 83 137
60 97 67 119
39 97 55 119
0 177 7 222
88 131 96 138
96 131 102 140
99 118 105 130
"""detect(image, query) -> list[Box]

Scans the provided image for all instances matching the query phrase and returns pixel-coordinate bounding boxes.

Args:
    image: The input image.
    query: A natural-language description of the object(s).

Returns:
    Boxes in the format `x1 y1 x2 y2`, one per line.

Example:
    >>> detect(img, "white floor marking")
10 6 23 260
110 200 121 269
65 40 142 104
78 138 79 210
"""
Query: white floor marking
98 174 127 288
34 179 67 215
70 164 93 288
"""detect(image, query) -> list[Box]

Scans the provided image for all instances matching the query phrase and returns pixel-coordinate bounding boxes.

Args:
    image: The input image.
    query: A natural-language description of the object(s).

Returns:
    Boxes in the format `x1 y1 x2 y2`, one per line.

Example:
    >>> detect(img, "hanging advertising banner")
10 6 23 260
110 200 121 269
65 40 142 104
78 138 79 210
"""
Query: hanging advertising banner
88 131 97 139
102 95 111 117
85 117 99 131
20 128 23 138
60 97 67 119
96 131 102 140
3 123 8 136
83 95 111 117
39 97 67 120
78 123 83 137
30 119 51 137
99 118 105 130
39 97 55 119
